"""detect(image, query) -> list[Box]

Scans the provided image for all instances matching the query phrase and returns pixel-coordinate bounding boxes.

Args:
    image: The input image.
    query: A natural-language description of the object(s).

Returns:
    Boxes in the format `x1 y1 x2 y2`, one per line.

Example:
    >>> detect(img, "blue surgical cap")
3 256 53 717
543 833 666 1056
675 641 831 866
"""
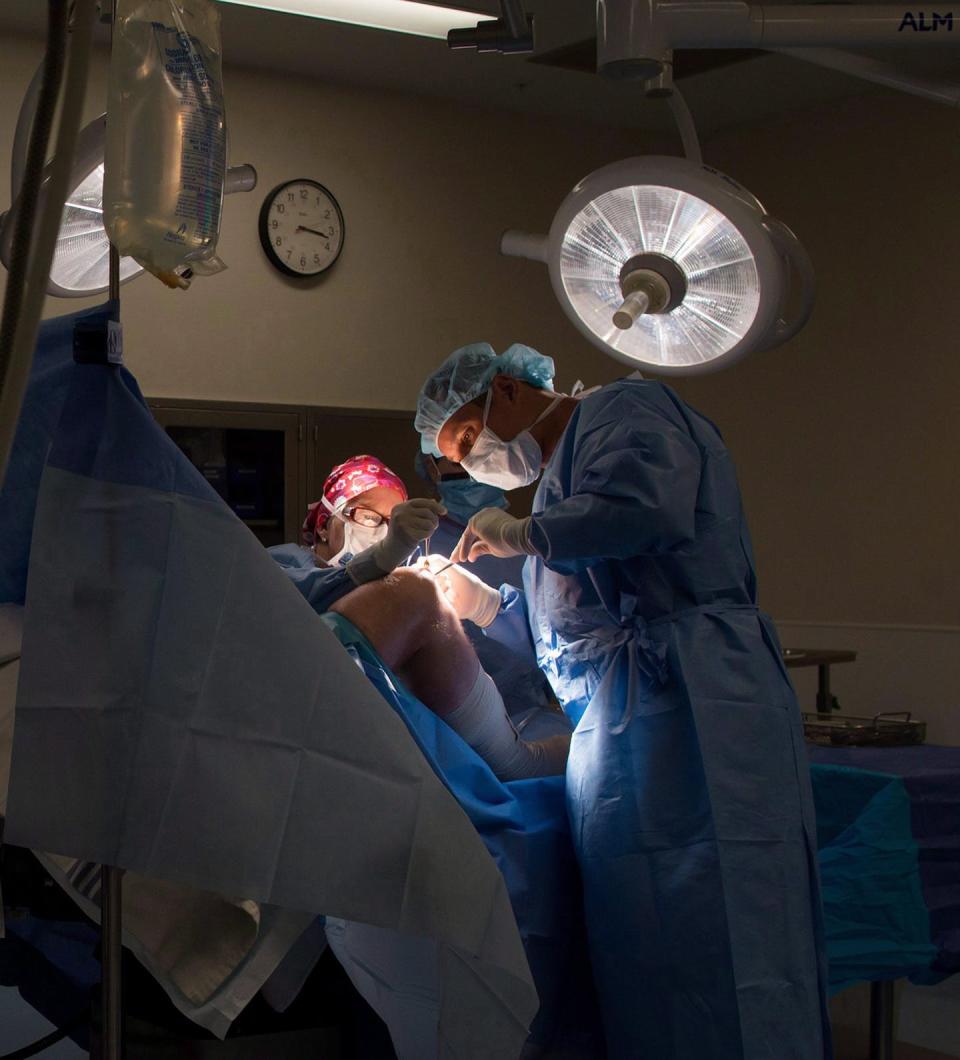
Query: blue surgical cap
415 342 555 456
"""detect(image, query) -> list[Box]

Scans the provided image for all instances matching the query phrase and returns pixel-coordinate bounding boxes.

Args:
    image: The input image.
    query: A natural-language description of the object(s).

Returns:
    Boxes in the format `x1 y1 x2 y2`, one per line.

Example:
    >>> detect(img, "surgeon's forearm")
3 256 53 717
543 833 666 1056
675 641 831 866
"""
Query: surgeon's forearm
345 546 394 586
500 514 534 555
307 569 356 612
482 585 538 663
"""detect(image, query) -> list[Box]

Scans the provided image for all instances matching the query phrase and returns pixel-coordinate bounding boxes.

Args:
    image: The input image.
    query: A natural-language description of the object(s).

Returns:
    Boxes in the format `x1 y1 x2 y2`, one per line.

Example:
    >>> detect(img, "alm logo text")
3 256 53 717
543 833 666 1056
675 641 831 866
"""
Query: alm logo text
899 10 954 29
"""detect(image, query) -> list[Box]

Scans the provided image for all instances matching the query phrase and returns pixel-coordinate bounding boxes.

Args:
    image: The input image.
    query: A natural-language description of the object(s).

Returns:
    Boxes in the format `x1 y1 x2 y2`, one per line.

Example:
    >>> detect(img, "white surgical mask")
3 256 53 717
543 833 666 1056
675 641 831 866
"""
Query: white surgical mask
461 390 564 490
323 513 388 567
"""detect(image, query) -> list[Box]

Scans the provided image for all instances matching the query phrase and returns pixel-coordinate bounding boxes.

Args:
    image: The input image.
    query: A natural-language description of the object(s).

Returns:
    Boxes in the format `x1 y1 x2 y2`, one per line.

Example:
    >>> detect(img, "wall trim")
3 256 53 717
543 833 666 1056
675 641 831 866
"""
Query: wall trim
775 619 960 635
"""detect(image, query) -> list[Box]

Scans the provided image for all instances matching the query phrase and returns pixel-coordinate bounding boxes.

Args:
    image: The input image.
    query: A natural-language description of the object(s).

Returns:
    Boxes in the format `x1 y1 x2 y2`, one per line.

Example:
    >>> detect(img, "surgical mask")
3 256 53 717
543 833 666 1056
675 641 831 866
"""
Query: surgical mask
323 515 387 567
437 478 508 525
461 390 564 490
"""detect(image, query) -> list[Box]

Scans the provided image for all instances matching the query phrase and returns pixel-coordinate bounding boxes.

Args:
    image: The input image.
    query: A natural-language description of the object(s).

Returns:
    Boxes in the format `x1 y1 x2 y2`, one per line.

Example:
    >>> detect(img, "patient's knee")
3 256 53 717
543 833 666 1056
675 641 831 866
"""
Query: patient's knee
331 566 456 634
379 567 456 622
330 566 462 676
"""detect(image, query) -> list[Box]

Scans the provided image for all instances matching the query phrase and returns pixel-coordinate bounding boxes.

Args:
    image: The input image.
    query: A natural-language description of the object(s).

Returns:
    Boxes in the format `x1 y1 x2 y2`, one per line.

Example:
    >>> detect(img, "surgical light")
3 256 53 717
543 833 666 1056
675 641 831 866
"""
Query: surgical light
0 115 145 298
216 0 483 39
501 156 814 375
52 161 142 295
1 101 257 299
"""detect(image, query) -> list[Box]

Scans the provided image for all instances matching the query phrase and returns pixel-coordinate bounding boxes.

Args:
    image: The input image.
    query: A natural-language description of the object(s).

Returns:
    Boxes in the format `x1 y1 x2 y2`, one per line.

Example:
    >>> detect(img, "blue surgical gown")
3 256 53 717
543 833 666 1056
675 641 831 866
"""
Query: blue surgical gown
486 377 832 1060
268 543 355 613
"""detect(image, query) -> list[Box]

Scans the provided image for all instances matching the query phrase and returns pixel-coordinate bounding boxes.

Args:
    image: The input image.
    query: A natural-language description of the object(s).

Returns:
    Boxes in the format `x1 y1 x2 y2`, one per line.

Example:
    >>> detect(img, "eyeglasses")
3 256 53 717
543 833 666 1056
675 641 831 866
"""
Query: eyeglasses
339 505 389 528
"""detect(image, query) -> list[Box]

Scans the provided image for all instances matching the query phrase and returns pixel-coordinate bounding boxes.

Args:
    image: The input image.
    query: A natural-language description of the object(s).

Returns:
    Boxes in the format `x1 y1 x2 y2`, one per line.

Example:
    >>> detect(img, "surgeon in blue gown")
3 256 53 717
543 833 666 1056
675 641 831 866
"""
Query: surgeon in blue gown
415 342 833 1060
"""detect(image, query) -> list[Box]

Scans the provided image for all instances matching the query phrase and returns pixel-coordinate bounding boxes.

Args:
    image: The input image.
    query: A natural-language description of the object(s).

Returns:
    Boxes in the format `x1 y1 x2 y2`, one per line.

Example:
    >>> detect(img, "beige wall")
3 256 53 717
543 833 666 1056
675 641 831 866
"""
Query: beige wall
0 33 636 408
672 91 960 631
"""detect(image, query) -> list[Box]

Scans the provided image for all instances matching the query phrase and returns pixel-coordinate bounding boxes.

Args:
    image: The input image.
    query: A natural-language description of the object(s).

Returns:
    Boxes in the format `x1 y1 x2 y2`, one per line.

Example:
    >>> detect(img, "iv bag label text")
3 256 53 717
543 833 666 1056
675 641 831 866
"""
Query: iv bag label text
898 11 954 30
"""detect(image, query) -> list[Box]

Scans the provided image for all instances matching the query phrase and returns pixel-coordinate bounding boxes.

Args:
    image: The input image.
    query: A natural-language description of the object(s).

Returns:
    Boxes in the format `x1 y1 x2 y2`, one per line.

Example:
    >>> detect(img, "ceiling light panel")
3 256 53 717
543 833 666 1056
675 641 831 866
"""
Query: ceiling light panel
217 0 483 39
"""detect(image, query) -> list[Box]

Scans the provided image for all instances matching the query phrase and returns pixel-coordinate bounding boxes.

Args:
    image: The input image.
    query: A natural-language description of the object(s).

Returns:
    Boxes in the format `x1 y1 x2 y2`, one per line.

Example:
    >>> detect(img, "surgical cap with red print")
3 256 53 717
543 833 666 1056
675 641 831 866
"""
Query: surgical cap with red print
301 454 407 546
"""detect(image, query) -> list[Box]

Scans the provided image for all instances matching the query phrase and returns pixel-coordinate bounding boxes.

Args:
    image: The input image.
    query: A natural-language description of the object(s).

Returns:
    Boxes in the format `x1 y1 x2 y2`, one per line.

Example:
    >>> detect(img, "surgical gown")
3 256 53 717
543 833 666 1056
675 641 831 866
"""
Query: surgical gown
267 543 353 614
486 378 832 1060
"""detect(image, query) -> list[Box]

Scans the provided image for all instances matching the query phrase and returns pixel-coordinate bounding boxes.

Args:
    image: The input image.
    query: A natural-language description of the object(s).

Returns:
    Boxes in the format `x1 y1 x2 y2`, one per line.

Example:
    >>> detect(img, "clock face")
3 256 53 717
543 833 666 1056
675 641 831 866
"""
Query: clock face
258 179 345 278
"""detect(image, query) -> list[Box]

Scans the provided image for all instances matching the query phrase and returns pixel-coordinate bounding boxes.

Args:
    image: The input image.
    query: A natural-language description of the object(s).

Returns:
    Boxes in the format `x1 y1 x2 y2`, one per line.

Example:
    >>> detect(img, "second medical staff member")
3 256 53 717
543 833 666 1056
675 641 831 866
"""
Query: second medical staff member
270 454 444 612
415 343 831 1060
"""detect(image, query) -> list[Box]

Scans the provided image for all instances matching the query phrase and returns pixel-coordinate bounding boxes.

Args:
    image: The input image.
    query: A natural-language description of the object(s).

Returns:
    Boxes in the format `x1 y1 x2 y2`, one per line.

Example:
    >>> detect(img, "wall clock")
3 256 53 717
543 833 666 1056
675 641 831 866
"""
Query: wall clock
258 179 345 278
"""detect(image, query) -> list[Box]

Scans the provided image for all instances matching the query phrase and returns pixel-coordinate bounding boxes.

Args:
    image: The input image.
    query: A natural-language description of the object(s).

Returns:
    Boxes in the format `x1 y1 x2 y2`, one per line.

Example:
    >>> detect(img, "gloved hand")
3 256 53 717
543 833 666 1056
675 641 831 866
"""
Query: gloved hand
372 498 446 573
450 508 533 564
420 555 502 628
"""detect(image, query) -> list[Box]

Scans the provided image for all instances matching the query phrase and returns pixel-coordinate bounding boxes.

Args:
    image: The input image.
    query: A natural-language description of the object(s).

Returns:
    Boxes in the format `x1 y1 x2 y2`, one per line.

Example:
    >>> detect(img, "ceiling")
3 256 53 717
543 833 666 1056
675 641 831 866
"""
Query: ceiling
1 0 956 135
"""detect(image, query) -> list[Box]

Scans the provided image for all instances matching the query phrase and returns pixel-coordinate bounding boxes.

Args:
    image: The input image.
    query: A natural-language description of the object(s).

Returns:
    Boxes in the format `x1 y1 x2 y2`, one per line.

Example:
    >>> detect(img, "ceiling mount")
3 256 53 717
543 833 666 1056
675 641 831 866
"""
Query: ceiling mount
447 0 534 54
451 0 960 108
595 0 960 104
530 39 763 80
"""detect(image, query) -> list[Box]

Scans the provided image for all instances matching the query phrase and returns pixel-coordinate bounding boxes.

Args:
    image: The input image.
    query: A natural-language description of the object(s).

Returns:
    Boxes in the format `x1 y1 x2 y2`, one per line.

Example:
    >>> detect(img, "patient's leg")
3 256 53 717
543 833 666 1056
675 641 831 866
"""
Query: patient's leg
330 569 569 779
330 567 476 718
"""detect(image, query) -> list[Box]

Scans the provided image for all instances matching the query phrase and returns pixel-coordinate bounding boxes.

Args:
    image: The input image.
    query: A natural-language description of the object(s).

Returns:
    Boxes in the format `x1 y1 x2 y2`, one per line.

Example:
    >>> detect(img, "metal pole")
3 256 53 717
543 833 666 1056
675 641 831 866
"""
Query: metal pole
656 3 947 49
869 980 895 1060
100 256 123 1060
817 663 831 717
109 247 119 301
100 9 123 1056
100 865 123 1059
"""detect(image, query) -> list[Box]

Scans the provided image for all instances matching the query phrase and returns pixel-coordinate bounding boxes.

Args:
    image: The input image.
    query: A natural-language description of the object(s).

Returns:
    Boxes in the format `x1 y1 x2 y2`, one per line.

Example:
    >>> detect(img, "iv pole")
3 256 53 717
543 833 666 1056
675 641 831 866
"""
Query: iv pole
0 0 95 484
0 2 121 1052
100 6 124 1058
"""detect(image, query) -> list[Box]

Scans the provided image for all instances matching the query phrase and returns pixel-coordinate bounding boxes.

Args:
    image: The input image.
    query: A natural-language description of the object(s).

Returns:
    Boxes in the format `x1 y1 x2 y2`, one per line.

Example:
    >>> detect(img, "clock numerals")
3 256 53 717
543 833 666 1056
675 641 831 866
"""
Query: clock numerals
261 180 344 277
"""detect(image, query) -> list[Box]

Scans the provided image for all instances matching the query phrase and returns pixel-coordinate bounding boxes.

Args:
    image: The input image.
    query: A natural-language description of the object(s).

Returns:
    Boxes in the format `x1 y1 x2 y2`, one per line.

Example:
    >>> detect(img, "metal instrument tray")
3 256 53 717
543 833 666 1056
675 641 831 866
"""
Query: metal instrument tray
803 711 926 747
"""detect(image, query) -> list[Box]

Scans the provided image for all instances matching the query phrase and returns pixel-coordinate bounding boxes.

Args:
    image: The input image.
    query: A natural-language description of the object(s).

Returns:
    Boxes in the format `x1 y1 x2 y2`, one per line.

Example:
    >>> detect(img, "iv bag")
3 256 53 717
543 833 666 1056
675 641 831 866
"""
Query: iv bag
104 0 227 289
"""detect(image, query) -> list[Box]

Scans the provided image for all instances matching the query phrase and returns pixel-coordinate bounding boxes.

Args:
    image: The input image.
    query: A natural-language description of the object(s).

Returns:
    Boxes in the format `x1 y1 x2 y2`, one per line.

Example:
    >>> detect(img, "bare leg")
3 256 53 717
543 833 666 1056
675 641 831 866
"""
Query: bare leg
331 568 570 779
330 568 477 717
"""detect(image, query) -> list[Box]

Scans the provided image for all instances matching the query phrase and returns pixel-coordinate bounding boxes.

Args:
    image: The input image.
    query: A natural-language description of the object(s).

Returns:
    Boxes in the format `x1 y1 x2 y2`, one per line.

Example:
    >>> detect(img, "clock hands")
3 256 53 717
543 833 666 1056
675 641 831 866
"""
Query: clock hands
297 225 332 238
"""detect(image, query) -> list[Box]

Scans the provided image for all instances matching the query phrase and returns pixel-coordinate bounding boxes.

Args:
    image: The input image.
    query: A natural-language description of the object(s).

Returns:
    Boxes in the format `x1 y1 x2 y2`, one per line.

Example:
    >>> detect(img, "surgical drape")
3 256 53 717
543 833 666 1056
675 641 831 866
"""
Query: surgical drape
1 305 539 1058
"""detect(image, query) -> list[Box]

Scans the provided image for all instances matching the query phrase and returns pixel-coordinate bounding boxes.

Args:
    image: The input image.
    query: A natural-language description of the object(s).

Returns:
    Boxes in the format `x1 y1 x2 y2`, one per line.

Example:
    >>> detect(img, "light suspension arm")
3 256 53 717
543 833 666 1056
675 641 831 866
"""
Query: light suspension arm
0 0 97 486
10 63 45 207
500 229 549 262
667 87 702 165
